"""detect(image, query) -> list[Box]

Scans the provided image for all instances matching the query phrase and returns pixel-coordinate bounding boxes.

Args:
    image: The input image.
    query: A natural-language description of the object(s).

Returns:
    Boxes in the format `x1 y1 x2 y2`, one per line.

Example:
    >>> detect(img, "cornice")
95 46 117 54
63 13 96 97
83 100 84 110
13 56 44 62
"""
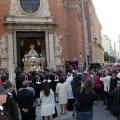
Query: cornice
63 1 81 11
89 0 102 29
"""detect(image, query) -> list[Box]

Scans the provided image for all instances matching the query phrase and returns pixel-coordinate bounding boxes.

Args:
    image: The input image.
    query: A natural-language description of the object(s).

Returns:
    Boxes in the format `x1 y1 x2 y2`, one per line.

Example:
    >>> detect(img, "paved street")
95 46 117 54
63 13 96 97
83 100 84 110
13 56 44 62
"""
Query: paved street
36 101 116 120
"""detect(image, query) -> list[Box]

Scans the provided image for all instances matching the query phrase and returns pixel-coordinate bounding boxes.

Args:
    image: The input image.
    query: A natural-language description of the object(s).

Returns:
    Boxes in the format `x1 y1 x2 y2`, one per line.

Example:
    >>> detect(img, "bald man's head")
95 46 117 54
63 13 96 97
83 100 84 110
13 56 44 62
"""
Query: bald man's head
105 71 109 76
22 80 28 88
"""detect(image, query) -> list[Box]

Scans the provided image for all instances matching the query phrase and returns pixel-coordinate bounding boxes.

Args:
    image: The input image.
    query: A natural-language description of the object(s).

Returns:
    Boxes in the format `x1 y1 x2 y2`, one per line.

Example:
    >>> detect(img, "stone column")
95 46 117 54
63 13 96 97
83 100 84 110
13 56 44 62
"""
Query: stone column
48 31 56 69
45 31 49 66
8 31 14 82
13 30 17 68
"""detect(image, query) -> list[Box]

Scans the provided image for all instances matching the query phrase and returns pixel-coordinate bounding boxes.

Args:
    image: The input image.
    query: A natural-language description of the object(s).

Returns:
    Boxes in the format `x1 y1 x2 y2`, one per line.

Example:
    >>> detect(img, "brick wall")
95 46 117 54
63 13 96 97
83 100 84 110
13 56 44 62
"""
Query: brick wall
49 0 84 63
0 0 10 37
83 0 103 63
0 0 10 65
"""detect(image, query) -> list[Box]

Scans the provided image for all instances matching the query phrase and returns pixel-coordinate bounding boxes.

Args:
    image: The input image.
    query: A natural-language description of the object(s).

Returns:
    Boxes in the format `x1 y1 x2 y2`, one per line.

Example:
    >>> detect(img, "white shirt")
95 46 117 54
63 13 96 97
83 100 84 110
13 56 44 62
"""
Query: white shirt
117 73 120 79
100 75 111 92
0 106 3 111
66 76 73 90
66 76 74 99
7 92 12 96
43 79 51 83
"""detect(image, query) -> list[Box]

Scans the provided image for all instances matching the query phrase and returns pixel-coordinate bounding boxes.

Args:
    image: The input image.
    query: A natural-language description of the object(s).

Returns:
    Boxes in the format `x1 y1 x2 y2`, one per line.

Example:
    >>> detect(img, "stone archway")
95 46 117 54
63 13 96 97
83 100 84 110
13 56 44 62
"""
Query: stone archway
16 32 46 68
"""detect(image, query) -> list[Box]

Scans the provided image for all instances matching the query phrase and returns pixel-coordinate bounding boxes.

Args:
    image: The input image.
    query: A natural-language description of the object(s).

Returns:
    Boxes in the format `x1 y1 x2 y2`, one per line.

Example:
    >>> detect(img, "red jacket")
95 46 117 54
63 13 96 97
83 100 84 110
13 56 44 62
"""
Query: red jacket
0 80 2 85
94 76 101 88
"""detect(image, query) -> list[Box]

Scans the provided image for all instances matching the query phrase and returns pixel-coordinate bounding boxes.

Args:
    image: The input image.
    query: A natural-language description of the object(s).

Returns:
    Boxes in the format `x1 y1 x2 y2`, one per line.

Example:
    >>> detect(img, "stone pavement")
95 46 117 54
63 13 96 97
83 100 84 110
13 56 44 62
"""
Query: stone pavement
36 101 117 120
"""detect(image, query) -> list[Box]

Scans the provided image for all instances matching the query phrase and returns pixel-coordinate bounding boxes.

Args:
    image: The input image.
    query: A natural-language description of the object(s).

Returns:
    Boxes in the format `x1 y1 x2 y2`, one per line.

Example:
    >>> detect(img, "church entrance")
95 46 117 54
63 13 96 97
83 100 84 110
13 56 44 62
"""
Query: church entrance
16 32 46 69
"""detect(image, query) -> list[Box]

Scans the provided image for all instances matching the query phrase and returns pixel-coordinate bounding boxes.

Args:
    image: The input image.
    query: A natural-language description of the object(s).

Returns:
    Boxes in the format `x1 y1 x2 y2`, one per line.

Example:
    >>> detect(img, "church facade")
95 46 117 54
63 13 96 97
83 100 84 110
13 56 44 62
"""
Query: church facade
0 0 103 79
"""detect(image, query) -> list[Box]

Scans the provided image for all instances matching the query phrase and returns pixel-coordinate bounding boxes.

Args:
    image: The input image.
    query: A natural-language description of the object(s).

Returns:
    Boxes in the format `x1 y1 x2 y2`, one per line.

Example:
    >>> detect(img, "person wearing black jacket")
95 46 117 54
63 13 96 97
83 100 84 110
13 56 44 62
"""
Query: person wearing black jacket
17 80 34 120
28 75 37 120
41 74 55 92
110 71 120 93
109 71 120 107
3 81 19 120
28 75 37 99
65 59 71 74
0 85 12 120
75 79 97 120
111 81 120 119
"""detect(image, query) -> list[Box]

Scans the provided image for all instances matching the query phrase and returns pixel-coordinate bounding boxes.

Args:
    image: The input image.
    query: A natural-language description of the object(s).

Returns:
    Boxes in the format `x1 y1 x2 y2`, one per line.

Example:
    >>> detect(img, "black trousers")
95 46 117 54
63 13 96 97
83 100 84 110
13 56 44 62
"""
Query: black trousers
67 99 75 111
104 91 111 108
21 109 33 120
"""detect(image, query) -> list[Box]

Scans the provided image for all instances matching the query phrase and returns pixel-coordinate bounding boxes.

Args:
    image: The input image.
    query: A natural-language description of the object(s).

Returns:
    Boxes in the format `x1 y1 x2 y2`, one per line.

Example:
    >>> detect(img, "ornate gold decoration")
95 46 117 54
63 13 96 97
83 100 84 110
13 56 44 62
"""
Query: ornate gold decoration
22 44 45 73
20 39 24 47
37 39 40 46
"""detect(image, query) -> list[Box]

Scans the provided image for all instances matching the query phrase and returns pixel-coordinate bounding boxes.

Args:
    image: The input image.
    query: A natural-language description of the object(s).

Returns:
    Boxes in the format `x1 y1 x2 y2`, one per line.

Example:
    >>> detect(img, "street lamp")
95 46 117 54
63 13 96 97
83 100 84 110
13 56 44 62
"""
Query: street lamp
114 41 120 63
81 0 88 70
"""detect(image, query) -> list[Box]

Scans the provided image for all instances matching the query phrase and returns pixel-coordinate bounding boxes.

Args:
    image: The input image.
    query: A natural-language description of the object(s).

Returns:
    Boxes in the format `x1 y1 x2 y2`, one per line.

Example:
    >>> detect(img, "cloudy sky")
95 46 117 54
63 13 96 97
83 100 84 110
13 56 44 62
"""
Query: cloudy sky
92 0 120 49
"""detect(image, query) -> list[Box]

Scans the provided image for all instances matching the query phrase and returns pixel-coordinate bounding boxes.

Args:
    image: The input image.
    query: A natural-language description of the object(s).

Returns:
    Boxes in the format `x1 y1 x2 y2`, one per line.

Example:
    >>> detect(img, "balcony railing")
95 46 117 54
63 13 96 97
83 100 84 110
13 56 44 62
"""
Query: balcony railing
93 37 104 50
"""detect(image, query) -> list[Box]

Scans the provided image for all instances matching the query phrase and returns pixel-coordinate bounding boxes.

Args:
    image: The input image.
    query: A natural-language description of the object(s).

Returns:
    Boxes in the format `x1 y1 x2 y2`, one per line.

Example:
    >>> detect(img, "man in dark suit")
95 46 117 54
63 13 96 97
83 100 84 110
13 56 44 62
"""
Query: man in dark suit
28 75 37 99
110 71 120 93
28 75 37 120
17 80 34 120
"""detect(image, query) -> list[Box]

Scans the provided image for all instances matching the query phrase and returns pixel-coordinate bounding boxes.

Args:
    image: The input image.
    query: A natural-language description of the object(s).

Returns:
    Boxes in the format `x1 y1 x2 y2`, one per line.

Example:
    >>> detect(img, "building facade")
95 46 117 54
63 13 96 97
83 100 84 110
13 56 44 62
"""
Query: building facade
102 35 112 55
117 35 120 62
0 0 103 80
82 0 104 63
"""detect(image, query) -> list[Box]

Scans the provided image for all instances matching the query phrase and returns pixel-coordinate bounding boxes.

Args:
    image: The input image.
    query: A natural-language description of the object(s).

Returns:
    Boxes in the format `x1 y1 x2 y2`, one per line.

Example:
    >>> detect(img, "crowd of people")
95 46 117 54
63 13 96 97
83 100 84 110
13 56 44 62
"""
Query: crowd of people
0 63 120 120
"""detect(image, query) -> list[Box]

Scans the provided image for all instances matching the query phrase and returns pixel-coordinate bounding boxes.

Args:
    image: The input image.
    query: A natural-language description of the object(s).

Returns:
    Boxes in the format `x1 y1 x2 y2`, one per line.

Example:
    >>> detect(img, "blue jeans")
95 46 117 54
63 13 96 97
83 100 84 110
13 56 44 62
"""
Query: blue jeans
76 110 93 120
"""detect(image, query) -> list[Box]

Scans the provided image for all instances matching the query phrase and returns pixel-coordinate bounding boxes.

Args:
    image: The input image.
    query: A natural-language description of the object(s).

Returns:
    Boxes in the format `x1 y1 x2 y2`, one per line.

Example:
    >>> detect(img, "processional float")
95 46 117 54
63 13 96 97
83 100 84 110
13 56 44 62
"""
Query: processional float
22 44 45 73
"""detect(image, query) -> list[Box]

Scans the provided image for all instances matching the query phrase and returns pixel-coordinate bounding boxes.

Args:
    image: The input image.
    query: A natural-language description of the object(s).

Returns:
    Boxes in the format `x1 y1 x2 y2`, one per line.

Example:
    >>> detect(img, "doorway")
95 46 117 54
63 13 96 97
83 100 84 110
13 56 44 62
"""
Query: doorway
16 32 46 68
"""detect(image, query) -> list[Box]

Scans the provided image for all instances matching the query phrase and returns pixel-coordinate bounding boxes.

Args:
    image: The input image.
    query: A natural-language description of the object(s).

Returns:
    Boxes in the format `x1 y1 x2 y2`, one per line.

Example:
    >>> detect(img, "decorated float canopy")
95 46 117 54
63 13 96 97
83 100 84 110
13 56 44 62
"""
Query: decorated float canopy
22 44 45 73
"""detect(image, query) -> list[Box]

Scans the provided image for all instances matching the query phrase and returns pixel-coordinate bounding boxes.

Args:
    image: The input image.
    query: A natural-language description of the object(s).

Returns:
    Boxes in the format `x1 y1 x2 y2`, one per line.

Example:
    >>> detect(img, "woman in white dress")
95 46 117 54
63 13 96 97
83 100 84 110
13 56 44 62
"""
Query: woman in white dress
40 81 55 120
56 76 68 114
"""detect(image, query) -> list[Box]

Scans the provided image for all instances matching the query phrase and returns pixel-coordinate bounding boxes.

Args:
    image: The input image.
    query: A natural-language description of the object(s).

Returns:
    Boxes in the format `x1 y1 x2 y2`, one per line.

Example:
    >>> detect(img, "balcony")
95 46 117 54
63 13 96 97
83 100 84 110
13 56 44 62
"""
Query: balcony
93 37 104 50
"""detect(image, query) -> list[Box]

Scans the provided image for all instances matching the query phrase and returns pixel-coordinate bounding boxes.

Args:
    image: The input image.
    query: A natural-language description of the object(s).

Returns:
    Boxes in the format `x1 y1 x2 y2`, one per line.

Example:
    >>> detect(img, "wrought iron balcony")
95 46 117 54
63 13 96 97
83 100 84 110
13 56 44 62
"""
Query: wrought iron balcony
93 37 104 50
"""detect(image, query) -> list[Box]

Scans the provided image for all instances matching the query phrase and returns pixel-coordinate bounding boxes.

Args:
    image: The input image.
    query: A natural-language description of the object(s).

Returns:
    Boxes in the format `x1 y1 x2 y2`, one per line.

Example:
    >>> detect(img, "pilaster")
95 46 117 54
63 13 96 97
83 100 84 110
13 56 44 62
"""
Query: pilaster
48 31 56 69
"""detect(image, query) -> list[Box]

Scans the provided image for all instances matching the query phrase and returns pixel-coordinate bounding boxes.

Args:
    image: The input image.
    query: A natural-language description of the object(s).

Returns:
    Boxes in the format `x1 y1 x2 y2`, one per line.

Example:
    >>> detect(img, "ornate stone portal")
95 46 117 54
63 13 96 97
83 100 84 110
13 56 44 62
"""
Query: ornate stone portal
3 0 63 82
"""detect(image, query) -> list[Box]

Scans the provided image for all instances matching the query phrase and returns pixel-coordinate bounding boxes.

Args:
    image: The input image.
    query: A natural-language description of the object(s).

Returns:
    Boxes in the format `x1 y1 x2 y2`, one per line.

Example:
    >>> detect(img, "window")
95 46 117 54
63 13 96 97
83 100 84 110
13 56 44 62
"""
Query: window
20 0 40 14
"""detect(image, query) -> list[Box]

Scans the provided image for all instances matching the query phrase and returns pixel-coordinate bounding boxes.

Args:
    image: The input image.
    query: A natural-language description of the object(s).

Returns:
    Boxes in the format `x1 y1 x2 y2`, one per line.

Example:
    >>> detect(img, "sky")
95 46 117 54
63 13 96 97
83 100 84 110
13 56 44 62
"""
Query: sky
92 0 120 49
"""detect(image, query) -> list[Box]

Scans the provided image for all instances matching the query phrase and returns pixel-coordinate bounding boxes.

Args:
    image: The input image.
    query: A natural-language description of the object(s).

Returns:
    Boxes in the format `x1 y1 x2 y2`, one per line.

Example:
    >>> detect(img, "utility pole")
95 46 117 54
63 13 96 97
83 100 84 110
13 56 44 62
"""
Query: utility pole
114 42 117 63
81 0 88 70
